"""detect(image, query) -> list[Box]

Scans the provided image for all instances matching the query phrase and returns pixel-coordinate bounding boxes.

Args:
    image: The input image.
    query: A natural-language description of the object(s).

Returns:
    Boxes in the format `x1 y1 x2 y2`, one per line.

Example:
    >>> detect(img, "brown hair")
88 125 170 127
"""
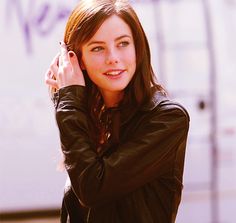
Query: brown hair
62 0 165 148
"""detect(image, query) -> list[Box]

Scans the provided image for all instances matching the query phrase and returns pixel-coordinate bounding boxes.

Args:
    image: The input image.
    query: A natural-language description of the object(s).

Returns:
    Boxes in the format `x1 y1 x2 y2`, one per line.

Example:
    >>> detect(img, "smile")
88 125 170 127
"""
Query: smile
103 69 125 77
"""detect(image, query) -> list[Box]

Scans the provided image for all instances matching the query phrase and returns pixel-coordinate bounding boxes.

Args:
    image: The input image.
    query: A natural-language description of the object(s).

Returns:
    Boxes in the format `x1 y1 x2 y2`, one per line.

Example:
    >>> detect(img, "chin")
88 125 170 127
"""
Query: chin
107 85 128 92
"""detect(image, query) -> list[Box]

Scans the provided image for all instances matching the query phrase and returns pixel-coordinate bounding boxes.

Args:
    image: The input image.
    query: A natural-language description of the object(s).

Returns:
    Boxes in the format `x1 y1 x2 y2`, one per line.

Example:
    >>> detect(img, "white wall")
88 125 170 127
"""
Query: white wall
0 0 78 211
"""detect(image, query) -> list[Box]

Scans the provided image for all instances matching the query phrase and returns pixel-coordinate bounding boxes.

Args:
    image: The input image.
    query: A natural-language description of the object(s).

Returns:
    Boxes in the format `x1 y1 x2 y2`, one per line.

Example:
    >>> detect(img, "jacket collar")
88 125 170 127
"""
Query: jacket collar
119 91 169 126
141 91 169 111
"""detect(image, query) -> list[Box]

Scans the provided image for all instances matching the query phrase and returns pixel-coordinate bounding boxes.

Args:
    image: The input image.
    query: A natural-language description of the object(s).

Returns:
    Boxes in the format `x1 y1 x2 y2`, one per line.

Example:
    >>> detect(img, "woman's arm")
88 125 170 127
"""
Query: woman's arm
54 85 190 207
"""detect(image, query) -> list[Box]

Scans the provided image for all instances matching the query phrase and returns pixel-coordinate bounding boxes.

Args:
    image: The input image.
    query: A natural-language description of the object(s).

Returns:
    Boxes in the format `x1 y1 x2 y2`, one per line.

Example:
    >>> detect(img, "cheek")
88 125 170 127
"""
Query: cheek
83 55 103 72
127 46 136 61
83 57 105 83
127 49 136 69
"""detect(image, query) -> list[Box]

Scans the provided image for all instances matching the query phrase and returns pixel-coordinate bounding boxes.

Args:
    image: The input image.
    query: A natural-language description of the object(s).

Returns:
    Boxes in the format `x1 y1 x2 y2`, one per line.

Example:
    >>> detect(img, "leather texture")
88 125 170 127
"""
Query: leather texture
53 85 190 223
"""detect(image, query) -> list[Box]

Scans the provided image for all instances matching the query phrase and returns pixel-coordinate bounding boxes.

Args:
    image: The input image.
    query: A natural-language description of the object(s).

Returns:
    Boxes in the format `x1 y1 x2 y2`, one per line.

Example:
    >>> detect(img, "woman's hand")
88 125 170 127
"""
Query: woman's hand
45 42 85 90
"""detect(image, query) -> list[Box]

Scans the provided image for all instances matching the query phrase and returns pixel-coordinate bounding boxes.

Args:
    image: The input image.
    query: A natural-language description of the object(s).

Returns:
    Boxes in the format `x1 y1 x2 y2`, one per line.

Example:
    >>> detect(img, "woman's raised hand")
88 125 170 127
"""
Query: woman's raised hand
45 42 85 91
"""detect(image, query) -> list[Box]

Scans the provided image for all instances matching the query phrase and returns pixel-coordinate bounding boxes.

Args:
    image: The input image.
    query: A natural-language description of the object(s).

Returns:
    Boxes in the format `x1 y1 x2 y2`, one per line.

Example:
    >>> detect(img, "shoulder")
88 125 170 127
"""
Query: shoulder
141 91 190 123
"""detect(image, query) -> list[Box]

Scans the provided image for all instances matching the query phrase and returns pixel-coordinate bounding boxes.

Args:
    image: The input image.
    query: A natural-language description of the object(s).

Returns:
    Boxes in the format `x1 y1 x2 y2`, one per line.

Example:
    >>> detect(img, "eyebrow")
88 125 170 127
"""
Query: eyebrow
87 35 132 46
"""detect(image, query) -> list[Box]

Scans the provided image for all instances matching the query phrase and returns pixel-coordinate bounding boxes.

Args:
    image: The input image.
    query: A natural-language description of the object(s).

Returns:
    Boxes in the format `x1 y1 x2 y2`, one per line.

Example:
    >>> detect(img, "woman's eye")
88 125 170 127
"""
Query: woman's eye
91 46 104 52
118 41 129 47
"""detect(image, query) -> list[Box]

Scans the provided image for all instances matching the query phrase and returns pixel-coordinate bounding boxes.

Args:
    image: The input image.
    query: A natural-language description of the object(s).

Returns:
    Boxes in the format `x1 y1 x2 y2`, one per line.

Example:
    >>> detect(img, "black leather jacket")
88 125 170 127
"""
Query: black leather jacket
53 85 190 223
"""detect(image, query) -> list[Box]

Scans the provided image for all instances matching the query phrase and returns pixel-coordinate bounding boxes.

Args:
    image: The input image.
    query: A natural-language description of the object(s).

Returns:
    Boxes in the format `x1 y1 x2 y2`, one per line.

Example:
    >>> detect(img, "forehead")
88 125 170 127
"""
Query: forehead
89 15 133 41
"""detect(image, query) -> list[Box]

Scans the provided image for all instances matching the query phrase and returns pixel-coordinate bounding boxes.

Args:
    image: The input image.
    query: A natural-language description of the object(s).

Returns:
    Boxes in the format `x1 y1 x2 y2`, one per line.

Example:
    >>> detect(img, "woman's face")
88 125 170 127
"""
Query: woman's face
81 15 136 97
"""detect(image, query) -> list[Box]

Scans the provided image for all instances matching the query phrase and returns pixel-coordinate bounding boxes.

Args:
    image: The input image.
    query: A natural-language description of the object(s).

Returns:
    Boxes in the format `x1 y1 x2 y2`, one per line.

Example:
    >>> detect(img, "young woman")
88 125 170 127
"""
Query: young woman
45 0 190 222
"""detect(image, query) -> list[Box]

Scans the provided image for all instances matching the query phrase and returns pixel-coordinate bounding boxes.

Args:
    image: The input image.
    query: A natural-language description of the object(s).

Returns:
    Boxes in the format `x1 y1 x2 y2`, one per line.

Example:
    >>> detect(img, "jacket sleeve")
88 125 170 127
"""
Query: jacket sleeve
54 85 189 207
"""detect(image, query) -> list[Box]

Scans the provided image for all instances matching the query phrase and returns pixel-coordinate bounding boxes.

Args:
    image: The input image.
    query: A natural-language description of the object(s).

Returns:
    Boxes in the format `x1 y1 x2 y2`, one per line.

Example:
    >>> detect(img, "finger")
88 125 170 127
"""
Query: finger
45 69 55 80
50 53 60 75
68 51 81 74
50 53 60 67
45 69 58 88
45 76 58 89
59 41 69 66
45 69 53 79
68 51 86 86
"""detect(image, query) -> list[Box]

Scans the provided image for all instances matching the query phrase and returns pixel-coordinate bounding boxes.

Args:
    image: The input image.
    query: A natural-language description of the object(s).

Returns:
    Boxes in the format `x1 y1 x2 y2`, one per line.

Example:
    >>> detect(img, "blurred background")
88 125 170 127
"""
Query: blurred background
0 0 236 222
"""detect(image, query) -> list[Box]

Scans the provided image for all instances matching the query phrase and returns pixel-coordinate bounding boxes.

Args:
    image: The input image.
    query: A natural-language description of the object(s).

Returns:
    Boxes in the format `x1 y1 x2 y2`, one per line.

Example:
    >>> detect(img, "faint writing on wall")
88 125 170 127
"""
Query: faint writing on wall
4 0 162 54
5 0 72 54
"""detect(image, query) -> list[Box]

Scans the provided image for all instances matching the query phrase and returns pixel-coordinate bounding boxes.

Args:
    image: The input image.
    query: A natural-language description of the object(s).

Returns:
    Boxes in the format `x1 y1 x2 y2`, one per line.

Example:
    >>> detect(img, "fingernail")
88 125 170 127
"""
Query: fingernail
69 52 74 58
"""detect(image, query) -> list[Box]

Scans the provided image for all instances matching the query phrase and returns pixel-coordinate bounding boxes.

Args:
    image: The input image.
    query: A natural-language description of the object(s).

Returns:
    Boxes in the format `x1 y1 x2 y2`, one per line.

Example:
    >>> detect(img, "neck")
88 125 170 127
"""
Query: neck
100 90 124 108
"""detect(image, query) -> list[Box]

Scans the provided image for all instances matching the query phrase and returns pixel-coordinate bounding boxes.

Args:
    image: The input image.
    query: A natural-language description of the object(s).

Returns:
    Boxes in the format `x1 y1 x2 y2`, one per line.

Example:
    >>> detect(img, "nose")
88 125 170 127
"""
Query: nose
105 48 119 65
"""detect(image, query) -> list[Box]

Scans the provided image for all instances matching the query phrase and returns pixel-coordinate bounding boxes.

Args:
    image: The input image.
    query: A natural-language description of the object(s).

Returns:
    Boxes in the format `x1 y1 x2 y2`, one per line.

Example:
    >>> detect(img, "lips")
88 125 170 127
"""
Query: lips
103 69 125 77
